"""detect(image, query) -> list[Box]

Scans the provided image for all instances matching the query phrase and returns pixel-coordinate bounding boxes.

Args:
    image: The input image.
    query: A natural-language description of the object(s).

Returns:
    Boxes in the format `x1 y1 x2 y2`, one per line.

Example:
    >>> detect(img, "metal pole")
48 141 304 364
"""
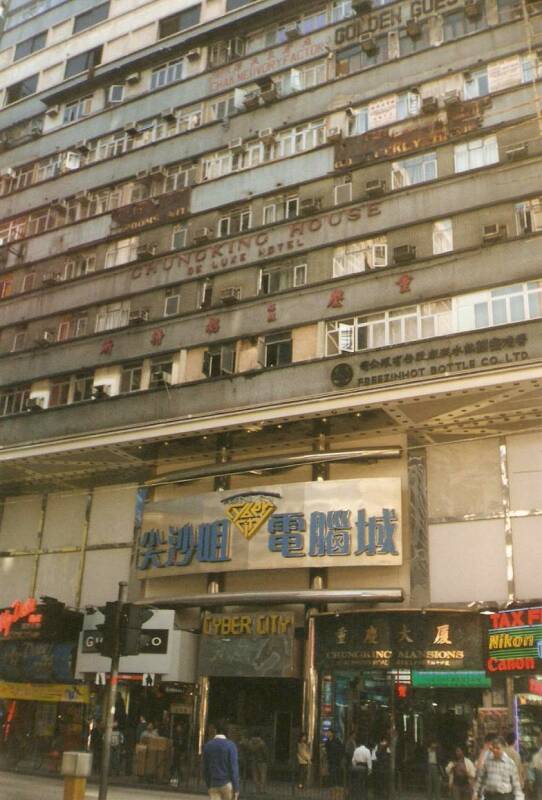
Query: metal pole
390 674 397 800
98 581 127 800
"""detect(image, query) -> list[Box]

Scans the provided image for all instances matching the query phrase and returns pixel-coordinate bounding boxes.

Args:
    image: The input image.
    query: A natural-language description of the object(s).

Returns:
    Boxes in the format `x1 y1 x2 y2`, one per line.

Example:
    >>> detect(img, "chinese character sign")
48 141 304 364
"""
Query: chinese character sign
137 479 402 577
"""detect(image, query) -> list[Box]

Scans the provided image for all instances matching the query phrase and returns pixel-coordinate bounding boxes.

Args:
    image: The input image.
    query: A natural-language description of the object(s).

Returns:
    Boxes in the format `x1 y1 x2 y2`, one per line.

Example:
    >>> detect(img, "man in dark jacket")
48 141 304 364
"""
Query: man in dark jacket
202 722 240 800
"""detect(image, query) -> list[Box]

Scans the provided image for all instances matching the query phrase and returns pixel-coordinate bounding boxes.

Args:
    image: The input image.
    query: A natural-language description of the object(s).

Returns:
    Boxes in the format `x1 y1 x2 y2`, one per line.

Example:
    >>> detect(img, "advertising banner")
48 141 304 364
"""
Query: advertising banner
0 641 75 682
486 606 542 674
0 681 89 703
137 478 402 578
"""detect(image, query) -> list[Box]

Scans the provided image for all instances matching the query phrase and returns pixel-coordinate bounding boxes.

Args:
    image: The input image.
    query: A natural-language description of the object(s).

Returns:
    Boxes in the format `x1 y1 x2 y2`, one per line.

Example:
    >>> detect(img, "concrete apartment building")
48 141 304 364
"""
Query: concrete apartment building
0 0 542 784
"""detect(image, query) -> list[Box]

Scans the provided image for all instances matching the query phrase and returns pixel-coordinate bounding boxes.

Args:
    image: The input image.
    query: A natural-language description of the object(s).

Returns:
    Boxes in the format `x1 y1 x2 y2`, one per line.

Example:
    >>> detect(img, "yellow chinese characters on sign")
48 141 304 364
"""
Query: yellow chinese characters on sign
0 681 89 703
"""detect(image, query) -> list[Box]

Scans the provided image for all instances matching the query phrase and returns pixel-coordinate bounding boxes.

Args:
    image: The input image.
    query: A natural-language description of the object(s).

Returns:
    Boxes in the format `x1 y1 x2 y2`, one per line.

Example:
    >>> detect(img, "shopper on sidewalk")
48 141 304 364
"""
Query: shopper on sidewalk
248 731 269 794
446 747 475 800
426 739 444 800
202 722 240 800
296 732 311 790
350 736 371 800
473 737 524 800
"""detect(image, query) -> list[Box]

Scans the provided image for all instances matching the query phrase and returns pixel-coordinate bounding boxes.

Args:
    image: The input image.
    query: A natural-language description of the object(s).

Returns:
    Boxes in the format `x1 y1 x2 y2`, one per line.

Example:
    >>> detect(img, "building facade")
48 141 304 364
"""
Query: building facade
0 0 542 785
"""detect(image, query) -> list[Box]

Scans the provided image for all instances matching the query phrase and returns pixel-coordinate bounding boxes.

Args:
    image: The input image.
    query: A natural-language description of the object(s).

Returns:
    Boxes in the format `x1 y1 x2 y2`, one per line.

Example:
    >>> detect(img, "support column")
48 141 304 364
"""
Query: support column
302 609 319 786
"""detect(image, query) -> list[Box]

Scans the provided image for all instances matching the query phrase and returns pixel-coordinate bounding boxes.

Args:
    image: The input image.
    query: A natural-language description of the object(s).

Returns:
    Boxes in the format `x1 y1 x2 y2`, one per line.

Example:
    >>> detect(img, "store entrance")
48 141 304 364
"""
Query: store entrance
208 676 303 777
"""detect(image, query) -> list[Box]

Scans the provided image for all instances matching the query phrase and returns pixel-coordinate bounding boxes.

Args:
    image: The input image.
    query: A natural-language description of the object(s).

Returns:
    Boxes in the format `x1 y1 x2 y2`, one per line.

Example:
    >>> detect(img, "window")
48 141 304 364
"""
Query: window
14 30 47 61
280 62 327 94
454 135 498 173
108 85 124 104
516 199 542 234
203 343 236 377
456 282 542 330
348 107 369 136
263 196 299 224
226 0 255 9
209 38 245 67
335 180 353 205
333 239 388 276
96 132 134 160
275 120 326 157
104 237 138 268
399 22 429 55
164 286 181 316
198 279 213 309
63 96 92 123
0 385 30 416
209 94 236 121
298 8 328 34
464 68 489 100
218 208 251 237
433 219 454 254
443 6 485 41
65 47 102 79
331 0 353 22
151 59 184 90
73 373 93 402
336 37 389 77
497 0 522 21
172 225 187 250
57 315 87 340
0 276 13 299
263 331 292 367
11 330 27 351
158 4 200 38
5 74 38 105
95 301 131 331
121 363 143 393
73 2 109 33
392 152 437 188
259 263 307 294
149 357 174 388
49 377 71 407
22 273 36 292
64 254 96 280
164 163 196 193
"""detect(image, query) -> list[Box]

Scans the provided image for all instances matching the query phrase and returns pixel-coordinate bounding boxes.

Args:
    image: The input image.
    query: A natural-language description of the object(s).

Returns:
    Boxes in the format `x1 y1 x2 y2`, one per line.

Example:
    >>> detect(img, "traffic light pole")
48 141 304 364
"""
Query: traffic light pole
98 580 127 800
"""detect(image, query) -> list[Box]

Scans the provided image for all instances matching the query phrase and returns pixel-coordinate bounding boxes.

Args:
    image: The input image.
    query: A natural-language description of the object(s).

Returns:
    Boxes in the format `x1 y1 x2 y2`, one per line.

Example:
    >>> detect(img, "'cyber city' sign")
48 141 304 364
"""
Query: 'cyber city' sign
137 478 402 578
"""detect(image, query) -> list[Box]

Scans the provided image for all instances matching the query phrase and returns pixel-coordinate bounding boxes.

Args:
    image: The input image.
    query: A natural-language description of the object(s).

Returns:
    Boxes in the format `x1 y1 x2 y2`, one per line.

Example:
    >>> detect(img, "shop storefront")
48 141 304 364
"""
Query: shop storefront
0 596 85 771
316 610 488 789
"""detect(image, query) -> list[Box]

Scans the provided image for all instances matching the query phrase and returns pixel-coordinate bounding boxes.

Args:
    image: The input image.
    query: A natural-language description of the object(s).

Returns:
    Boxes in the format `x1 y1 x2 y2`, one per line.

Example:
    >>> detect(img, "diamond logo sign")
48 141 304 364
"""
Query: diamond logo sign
223 492 278 540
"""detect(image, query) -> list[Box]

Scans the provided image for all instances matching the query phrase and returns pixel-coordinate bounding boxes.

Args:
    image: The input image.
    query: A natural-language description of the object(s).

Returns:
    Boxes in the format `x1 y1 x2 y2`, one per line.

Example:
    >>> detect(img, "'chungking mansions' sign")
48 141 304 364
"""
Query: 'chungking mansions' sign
137 478 402 578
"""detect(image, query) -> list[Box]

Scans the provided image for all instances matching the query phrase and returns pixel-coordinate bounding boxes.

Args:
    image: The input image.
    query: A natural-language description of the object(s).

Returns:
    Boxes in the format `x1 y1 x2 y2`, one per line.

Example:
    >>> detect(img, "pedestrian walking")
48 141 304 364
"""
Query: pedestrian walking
505 732 525 789
170 722 184 786
530 735 542 800
248 731 269 793
110 720 124 776
202 722 240 800
350 737 371 800
296 732 311 790
473 736 524 800
325 730 345 800
476 733 498 771
446 747 475 800
372 736 391 800
426 739 444 800
90 720 103 775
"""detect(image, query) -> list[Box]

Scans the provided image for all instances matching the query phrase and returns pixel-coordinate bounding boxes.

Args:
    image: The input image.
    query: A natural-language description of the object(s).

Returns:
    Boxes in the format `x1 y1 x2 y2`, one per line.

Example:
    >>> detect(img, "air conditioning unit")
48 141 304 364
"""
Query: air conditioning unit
136 244 155 259
91 385 110 400
220 286 241 305
186 48 201 61
506 143 528 161
129 309 149 324
194 227 213 243
365 179 386 197
482 224 507 243
42 273 62 286
150 166 167 177
76 190 91 203
124 121 138 135
406 18 422 37
352 0 373 13
151 368 172 385
161 107 177 122
37 330 56 345
261 84 279 104
443 89 461 107
228 138 245 152
46 105 60 116
50 199 67 211
360 33 378 54
31 124 42 138
244 91 261 110
393 244 416 264
421 96 439 114
300 198 322 215
25 398 44 412
75 139 91 154
258 128 276 145
136 169 153 183
327 127 344 143
464 0 482 18
283 22 301 40
125 72 141 84
0 167 15 178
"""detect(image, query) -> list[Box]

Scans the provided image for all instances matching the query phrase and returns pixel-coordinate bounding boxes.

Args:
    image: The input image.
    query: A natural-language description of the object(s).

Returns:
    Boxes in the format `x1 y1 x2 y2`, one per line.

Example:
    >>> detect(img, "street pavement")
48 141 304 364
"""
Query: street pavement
0 771 204 800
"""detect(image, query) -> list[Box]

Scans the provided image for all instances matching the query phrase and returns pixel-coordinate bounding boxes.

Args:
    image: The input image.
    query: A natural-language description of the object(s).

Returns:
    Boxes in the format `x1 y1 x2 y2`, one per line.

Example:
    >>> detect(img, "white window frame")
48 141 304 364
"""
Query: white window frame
150 58 184 90
171 225 187 250
432 219 454 254
63 95 92 123
454 135 499 173
392 152 438 188
164 286 181 316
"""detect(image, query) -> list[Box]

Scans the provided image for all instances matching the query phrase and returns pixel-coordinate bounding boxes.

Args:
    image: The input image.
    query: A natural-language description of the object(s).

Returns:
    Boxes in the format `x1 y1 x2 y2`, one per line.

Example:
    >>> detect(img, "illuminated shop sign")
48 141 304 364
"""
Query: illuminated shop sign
137 478 402 578
199 613 296 678
316 612 485 670
486 606 542 674
0 597 82 642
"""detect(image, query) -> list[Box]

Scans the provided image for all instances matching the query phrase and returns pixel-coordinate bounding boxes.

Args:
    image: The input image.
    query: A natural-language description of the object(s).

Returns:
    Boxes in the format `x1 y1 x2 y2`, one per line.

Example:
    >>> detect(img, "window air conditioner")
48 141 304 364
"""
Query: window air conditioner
327 127 344 143
421 96 439 114
50 199 67 211
194 227 213 243
125 72 141 84
92 385 110 400
46 105 60 116
482 224 507 243
129 309 149 324
42 273 62 286
300 198 322 215
505 143 528 161
443 90 461 107
124 121 138 135
244 91 261 110
261 83 279 104
136 244 155 259
406 18 422 37
393 244 416 264
161 107 177 122
258 128 276 144
25 398 44 412
284 22 301 40
37 330 56 345
228 138 245 152
150 166 167 177
220 286 241 305
352 0 373 13
365 179 386 197
186 48 201 61
76 191 91 203
464 0 482 18
360 33 378 55
75 140 91 154
151 368 172 385
0 167 15 178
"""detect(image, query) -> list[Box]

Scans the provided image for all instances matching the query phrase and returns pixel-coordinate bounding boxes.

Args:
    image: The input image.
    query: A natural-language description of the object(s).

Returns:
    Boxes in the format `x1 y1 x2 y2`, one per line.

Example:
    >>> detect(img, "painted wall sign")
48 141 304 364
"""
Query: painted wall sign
137 478 402 578
111 188 191 234
199 612 295 678
334 0 462 43
486 606 542 674
0 681 89 704
316 612 485 670
330 329 531 390
129 204 377 285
